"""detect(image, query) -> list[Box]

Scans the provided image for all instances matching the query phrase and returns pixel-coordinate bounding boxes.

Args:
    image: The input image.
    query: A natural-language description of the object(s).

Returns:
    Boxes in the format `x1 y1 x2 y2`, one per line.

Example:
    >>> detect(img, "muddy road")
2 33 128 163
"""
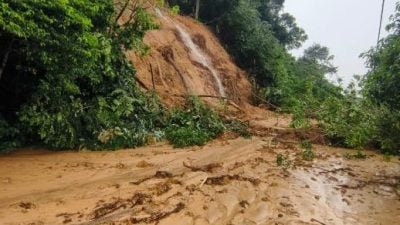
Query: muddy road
1 131 399 225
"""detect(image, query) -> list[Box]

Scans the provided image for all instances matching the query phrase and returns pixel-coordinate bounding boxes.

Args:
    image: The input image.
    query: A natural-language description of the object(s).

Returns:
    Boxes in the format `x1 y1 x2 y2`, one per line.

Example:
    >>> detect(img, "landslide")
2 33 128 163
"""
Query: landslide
126 8 252 108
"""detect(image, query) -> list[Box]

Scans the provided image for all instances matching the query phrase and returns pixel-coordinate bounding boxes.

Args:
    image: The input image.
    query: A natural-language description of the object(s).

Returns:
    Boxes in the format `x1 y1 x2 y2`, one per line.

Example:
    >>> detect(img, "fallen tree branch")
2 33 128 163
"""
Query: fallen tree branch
169 94 229 100
251 92 279 110
311 218 326 225
199 176 208 188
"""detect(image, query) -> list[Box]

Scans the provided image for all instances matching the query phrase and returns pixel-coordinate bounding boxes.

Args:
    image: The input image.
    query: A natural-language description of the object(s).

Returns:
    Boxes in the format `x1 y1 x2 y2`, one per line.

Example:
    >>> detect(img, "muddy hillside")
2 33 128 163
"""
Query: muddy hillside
126 8 252 106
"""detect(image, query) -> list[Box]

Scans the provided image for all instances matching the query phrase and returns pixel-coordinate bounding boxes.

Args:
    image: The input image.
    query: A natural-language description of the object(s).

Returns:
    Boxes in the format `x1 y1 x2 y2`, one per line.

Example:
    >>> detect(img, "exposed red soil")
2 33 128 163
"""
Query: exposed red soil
126 9 253 109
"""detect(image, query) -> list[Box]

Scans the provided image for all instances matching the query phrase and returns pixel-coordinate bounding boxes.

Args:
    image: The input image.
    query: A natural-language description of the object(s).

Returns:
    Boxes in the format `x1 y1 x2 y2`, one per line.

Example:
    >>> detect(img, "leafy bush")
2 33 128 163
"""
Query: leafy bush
0 118 19 152
0 1 161 150
170 5 180 15
165 127 212 148
374 108 400 154
317 96 377 149
224 119 251 138
165 96 225 147
361 4 400 154
300 140 314 161
276 153 291 170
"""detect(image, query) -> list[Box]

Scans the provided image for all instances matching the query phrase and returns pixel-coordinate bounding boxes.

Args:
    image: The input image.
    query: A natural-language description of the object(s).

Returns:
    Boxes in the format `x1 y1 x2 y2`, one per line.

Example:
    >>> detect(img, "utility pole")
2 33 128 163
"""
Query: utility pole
377 0 386 46
195 0 200 20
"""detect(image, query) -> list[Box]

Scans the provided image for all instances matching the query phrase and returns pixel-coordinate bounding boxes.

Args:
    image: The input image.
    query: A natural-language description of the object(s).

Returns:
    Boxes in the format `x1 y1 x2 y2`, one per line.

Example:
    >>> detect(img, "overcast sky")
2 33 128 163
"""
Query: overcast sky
284 0 397 86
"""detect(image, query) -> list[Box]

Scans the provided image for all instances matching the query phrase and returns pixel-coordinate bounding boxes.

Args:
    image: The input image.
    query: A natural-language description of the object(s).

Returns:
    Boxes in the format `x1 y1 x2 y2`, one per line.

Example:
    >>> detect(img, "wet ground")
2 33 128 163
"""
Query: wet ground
1 133 399 225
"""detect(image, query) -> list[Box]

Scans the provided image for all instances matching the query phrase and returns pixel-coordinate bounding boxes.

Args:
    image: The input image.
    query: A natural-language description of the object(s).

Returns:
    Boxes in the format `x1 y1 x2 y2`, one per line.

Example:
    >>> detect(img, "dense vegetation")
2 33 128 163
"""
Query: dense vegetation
316 3 400 154
1 0 399 154
0 0 164 150
169 0 400 154
167 0 339 108
165 96 225 147
0 1 250 151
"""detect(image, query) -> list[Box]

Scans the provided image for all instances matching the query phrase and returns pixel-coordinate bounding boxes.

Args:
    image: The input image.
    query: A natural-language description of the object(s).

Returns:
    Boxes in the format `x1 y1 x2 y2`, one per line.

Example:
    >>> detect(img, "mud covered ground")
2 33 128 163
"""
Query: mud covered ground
1 116 399 225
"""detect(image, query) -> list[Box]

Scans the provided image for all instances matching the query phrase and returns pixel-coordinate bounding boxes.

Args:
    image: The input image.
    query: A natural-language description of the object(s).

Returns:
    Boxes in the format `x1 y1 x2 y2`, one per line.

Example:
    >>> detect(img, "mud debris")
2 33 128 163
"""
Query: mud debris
129 202 185 224
205 174 261 186
182 161 223 173
136 160 154 168
130 171 174 185
154 171 173 179
152 182 172 196
92 193 152 220
18 202 36 210
310 218 326 225
1 137 400 225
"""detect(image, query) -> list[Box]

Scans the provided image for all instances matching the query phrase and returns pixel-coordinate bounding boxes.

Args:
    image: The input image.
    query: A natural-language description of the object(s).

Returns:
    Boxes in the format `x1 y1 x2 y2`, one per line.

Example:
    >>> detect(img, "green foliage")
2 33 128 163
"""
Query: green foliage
364 37 400 111
276 153 291 169
0 118 19 152
165 127 211 148
300 140 314 161
290 103 311 129
170 5 180 15
374 108 400 154
343 150 367 160
255 0 307 49
224 119 252 138
169 0 307 49
156 0 166 7
360 2 400 154
217 1 289 89
166 0 400 156
0 0 161 150
302 148 315 161
165 96 225 147
168 0 307 106
317 95 377 149
166 0 196 15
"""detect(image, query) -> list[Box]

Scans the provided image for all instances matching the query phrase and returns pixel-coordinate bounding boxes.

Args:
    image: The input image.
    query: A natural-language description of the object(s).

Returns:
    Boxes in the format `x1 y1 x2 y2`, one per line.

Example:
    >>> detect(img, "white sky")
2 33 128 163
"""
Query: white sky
285 0 397 85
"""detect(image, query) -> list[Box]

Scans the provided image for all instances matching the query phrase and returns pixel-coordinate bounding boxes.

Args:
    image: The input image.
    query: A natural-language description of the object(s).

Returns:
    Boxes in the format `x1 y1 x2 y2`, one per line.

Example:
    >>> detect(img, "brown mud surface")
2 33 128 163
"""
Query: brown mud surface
1 117 399 225
1 6 399 225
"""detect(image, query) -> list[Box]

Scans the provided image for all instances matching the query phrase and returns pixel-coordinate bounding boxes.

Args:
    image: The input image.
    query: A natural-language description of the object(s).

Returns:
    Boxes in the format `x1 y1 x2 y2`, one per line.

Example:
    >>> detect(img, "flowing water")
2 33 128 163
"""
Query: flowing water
155 8 226 97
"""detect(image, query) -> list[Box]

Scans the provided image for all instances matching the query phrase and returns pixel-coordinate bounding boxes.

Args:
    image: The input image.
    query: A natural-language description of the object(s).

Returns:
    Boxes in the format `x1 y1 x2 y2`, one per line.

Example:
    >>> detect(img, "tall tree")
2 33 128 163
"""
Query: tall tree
195 0 200 19
362 2 400 153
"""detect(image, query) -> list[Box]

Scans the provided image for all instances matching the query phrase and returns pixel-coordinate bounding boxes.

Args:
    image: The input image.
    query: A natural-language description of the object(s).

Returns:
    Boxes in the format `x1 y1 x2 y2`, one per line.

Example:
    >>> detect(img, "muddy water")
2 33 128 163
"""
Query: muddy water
0 136 399 225
155 8 226 97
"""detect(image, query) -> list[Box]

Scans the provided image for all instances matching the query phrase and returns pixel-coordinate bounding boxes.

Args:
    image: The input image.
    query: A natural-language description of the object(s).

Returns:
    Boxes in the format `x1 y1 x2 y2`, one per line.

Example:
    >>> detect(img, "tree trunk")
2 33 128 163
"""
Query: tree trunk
0 39 14 81
195 0 200 20
115 0 131 23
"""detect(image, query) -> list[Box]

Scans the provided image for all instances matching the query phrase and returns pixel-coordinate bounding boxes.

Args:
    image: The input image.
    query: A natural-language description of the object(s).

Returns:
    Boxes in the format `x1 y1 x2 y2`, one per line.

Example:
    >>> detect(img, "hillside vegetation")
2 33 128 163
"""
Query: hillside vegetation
168 0 400 154
0 0 399 154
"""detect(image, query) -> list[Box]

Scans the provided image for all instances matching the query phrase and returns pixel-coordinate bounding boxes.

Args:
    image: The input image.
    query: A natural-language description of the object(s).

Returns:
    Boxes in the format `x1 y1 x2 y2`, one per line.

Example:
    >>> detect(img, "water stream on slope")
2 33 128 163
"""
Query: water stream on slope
155 8 226 97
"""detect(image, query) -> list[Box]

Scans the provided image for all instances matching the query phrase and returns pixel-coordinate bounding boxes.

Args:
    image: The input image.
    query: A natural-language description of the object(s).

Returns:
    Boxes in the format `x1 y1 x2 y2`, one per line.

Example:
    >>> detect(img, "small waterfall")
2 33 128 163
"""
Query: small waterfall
155 8 226 97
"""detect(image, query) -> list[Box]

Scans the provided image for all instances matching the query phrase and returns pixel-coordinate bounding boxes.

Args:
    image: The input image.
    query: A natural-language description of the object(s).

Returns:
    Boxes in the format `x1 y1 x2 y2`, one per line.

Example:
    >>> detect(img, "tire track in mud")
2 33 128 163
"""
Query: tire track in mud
1 136 400 225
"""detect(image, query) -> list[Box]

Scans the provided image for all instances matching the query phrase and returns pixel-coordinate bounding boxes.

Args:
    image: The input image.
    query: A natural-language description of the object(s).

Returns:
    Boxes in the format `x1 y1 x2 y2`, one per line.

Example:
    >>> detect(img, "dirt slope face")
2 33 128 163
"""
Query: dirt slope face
126 8 252 106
